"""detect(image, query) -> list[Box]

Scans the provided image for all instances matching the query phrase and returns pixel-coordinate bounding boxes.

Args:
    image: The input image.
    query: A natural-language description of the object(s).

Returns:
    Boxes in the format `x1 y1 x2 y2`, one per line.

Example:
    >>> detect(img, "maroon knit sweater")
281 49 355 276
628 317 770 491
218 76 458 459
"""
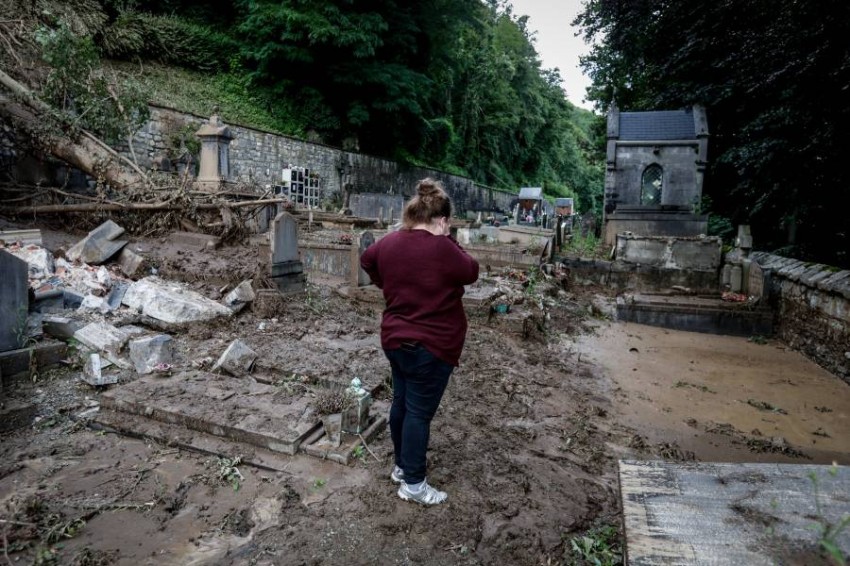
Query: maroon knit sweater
360 229 479 366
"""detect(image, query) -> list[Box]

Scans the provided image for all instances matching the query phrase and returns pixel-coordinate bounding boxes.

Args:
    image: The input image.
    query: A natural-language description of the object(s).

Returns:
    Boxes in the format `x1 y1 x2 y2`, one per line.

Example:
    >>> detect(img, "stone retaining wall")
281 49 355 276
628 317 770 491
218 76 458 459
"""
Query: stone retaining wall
751 252 850 381
124 105 516 216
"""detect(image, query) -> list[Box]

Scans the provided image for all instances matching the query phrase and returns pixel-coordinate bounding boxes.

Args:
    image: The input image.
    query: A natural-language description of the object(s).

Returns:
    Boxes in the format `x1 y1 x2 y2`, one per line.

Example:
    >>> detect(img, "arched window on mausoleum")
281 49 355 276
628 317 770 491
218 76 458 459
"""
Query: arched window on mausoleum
641 164 663 205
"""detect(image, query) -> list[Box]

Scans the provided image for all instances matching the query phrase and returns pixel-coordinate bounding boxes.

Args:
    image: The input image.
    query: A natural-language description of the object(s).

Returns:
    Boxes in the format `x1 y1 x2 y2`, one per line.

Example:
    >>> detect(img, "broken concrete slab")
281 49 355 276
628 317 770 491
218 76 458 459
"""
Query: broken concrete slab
73 322 130 357
98 371 320 455
66 220 128 264
223 280 255 312
0 250 28 352
169 231 221 252
211 339 257 376
122 276 233 324
129 334 174 375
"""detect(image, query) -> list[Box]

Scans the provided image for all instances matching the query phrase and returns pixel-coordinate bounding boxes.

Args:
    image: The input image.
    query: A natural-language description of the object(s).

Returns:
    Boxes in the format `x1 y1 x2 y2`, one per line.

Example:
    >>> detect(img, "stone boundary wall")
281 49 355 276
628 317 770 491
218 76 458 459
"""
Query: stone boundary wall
751 252 850 381
124 104 516 216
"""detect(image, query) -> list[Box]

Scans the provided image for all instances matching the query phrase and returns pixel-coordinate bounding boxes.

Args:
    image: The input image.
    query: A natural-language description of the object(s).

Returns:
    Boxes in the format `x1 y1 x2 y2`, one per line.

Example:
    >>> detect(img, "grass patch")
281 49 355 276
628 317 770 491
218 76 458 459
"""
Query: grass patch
673 380 717 394
565 522 623 566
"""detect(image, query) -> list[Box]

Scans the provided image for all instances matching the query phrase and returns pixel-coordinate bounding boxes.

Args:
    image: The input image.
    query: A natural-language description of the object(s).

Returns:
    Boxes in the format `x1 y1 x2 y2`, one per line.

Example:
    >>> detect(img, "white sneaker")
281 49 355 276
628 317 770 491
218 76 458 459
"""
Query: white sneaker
390 466 404 483
397 480 447 505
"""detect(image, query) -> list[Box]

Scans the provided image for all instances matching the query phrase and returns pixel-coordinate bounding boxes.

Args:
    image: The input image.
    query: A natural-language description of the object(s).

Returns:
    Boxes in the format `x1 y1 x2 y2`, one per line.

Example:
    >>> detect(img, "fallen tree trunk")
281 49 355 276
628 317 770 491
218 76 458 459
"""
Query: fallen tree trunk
0 68 148 191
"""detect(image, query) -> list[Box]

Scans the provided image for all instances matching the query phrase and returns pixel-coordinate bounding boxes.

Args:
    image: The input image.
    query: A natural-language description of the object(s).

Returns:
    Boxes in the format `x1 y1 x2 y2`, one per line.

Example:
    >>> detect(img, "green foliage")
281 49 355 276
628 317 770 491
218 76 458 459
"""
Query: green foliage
565 523 623 566
807 466 850 565
216 456 244 492
31 0 603 219
35 20 149 143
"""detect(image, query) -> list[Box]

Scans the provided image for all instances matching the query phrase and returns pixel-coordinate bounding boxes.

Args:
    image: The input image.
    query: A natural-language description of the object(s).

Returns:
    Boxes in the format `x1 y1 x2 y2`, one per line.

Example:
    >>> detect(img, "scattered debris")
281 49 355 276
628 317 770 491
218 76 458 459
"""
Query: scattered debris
746 399 787 414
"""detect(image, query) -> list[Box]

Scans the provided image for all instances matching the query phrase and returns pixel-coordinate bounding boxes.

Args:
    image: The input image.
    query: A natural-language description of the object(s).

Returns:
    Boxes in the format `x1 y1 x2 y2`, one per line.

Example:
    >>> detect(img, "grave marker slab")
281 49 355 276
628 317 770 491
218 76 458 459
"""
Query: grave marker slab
352 231 375 287
0 250 28 352
270 212 305 294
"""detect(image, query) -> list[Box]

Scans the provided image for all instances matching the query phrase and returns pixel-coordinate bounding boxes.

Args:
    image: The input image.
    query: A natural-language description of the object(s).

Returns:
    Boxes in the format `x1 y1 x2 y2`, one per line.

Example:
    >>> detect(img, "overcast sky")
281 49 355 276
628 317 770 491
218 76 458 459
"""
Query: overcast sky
508 0 594 111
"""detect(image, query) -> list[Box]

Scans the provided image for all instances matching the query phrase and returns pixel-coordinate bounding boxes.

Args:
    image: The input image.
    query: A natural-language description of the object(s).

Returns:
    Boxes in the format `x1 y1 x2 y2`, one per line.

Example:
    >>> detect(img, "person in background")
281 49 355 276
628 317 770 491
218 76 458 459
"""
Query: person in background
360 178 479 505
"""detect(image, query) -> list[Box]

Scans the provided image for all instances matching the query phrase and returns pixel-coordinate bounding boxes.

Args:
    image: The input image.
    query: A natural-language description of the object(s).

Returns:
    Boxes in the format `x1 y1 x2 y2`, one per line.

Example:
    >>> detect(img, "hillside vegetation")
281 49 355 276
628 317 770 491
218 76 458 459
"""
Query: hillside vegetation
0 0 604 215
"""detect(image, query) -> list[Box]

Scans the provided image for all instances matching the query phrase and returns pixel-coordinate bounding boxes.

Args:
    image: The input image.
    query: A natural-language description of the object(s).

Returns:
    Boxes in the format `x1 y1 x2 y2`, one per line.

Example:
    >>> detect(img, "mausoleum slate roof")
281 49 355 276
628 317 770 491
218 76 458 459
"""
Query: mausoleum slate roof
554 198 573 206
518 187 543 200
619 110 695 140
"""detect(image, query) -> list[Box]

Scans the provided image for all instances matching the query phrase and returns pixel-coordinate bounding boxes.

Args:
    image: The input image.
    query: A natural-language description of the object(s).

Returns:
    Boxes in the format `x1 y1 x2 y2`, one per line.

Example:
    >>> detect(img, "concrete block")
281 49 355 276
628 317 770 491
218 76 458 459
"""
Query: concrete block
122 276 232 324
129 334 174 375
82 353 117 386
43 316 83 339
211 339 257 376
116 247 148 278
223 280 256 312
74 322 130 356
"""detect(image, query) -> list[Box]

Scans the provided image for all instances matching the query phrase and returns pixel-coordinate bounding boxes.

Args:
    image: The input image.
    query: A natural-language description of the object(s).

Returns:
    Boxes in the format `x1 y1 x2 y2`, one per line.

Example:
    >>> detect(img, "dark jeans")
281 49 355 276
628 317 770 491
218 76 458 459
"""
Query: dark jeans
384 343 453 485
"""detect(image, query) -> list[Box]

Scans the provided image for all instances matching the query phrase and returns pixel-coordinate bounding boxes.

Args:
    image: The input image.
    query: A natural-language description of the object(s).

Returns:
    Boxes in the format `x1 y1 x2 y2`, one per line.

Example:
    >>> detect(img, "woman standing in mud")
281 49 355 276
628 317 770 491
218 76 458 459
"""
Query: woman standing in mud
360 178 479 506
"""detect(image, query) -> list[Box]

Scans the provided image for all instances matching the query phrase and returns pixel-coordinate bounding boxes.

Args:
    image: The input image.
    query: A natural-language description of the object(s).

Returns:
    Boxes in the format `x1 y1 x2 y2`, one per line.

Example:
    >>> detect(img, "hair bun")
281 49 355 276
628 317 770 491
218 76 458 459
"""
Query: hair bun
417 179 440 198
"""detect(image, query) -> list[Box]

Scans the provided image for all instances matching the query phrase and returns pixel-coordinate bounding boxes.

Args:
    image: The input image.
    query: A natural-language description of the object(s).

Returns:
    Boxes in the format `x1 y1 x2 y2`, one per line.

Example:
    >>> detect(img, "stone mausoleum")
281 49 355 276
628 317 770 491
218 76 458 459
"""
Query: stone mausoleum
603 104 709 245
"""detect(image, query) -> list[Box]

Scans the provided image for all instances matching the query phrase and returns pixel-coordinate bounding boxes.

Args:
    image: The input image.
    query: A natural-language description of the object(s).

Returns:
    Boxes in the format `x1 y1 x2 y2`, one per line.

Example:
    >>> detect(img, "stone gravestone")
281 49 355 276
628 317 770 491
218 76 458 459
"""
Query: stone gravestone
0 250 28 352
352 232 375 287
748 261 771 302
581 211 596 238
270 212 305 294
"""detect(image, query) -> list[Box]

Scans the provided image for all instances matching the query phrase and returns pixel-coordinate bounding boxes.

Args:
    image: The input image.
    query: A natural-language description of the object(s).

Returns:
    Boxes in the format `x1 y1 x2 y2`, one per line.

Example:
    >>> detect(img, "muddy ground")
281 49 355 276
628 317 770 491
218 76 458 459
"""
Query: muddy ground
1 221 849 565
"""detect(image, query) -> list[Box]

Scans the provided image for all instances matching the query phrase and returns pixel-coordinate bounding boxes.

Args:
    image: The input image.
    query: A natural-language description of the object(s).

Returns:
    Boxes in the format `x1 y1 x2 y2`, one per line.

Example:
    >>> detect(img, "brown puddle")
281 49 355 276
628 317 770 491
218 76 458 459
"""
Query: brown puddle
574 321 850 464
